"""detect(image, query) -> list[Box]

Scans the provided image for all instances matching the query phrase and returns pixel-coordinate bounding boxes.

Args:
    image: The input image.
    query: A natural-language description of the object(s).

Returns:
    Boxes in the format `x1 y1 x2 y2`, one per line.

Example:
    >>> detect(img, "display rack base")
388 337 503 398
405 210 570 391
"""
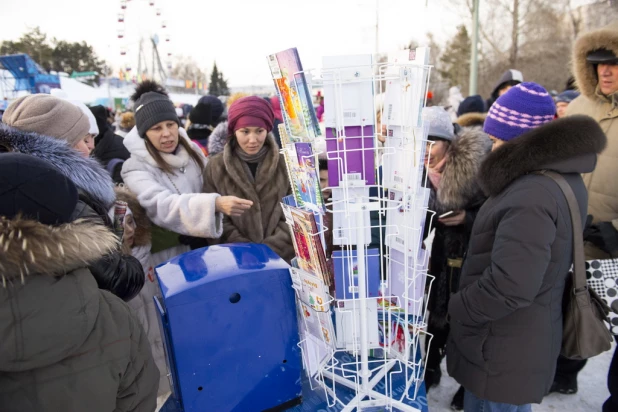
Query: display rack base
160 360 428 412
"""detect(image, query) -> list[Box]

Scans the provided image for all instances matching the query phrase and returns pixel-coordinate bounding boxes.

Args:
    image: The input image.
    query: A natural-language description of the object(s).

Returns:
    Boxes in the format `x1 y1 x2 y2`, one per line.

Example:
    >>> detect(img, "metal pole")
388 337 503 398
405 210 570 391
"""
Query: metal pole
375 0 379 57
469 0 480 96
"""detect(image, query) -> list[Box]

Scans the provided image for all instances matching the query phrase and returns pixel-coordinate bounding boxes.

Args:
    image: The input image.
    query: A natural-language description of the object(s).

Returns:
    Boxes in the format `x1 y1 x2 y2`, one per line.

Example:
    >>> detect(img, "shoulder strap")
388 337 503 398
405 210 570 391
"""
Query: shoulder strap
535 170 586 291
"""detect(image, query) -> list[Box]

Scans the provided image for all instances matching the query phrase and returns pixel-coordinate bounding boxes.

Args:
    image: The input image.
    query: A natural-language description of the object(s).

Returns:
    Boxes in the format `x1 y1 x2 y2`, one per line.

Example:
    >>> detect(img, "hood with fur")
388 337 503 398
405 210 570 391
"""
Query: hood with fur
572 21 618 100
0 216 117 373
114 186 151 247
0 217 118 283
479 116 607 196
435 129 492 212
456 113 487 129
0 125 116 208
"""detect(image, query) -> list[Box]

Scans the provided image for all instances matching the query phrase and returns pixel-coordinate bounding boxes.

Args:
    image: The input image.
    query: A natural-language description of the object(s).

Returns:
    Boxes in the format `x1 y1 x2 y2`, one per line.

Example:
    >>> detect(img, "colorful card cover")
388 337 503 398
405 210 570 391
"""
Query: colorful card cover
383 125 427 191
285 206 330 285
332 248 380 300
331 187 371 246
294 142 326 214
335 299 380 350
325 126 376 187
385 188 430 255
290 267 331 312
299 300 336 348
267 48 321 141
377 311 410 362
386 248 427 317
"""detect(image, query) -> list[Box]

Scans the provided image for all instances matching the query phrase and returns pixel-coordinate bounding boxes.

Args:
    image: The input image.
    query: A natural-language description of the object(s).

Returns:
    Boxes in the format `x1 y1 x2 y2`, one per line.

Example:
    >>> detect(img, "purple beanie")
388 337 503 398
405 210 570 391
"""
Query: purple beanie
484 82 556 142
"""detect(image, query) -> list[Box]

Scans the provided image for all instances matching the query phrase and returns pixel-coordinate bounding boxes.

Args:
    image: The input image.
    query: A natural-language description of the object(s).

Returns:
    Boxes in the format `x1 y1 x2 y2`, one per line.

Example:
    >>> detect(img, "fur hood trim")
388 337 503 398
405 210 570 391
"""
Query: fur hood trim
0 217 118 283
114 186 151 247
0 125 116 208
436 129 491 212
456 113 486 129
479 116 607 196
572 21 618 100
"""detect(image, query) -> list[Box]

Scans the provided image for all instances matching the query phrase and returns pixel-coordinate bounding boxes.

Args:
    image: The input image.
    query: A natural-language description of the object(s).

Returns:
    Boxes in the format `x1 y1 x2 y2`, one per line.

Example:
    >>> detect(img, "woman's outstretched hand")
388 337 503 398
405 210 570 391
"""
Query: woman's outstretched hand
215 196 253 217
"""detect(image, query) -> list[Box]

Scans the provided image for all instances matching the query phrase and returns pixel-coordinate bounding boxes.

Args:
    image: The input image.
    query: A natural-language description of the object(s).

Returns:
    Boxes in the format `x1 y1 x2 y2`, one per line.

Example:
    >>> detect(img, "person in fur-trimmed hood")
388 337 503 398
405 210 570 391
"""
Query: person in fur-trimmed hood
455 95 487 132
0 122 144 302
446 83 607 410
0 153 158 412
421 107 491 410
566 21 618 260
203 96 294 262
112 185 170 399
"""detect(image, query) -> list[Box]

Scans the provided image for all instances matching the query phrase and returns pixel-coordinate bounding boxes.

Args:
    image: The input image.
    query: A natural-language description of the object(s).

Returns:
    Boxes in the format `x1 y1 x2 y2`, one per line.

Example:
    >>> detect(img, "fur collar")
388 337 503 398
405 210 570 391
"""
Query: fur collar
221 134 281 202
479 116 607 196
0 125 116 208
0 217 118 283
573 21 618 100
114 186 151 247
123 126 200 170
436 129 491 211
456 113 487 129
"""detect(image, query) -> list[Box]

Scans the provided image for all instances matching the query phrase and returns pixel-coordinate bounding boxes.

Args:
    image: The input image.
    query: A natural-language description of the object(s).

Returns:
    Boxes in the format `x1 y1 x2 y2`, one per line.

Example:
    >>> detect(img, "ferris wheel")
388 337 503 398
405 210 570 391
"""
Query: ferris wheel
116 0 172 83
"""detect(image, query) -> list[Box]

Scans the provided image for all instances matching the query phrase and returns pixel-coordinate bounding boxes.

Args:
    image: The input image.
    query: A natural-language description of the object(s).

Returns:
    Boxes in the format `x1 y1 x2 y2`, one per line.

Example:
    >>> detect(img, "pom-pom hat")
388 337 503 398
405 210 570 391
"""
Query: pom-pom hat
484 82 556 142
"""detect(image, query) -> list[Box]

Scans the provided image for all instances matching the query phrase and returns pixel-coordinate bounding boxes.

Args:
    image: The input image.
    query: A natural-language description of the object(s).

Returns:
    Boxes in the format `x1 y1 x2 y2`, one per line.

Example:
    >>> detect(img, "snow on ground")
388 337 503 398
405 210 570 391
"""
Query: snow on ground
427 344 614 412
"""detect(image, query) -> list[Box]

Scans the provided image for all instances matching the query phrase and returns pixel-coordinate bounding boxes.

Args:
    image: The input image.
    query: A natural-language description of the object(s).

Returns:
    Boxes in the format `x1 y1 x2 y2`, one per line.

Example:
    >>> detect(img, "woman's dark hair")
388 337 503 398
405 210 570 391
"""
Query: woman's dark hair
318 158 328 171
145 134 204 175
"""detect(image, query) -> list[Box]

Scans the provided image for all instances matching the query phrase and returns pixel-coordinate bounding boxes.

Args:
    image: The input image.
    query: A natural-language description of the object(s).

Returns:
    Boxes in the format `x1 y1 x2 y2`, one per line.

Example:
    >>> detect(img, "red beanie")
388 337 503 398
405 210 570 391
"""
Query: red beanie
227 96 275 136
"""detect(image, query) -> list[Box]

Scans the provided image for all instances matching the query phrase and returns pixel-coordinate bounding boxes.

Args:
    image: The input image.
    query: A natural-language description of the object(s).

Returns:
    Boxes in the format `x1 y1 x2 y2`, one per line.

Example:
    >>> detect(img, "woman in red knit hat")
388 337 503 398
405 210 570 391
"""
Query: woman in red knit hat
203 96 294 262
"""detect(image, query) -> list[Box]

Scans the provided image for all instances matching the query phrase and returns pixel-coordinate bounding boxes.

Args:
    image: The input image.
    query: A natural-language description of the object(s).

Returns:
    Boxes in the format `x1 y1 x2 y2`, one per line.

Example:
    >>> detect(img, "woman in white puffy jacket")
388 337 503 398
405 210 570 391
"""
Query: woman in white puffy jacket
122 82 253 264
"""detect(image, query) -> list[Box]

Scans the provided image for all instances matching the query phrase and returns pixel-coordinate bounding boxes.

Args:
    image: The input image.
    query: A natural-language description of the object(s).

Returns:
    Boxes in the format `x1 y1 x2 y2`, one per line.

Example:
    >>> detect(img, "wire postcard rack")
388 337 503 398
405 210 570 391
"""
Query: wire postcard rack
268 47 436 412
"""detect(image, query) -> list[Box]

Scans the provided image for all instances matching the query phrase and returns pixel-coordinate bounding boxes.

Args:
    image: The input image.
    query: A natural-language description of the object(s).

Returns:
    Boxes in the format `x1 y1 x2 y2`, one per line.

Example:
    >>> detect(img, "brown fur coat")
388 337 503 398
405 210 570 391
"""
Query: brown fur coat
203 135 294 262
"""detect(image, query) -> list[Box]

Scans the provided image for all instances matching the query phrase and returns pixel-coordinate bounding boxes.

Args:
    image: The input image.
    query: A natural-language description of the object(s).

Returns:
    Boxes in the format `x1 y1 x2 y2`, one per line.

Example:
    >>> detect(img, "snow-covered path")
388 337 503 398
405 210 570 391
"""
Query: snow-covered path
427 344 614 411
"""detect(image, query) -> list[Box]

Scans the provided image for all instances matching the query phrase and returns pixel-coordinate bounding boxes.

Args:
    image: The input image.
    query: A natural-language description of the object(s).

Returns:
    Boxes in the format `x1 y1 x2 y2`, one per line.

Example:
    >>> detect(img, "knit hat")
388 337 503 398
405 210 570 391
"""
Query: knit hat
556 90 580 104
50 88 99 136
227 96 275 135
457 95 486 116
422 106 455 142
198 95 225 121
133 91 179 138
189 103 213 125
2 94 90 147
484 82 556 142
0 153 78 225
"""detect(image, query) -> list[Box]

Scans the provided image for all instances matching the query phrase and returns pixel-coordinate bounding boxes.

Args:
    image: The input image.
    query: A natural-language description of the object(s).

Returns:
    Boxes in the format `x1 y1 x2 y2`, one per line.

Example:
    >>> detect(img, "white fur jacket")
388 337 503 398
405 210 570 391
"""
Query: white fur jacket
121 126 223 238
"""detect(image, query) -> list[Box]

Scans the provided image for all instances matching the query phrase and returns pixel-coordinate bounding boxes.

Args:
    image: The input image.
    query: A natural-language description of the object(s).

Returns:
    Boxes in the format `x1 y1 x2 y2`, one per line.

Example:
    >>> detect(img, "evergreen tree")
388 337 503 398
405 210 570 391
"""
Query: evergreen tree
438 25 471 92
208 62 230 96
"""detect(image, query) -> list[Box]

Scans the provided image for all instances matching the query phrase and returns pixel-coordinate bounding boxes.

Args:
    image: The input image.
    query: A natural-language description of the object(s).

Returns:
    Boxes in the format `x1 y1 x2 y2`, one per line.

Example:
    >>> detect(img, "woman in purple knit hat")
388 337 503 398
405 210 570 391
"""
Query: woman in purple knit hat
203 96 294 262
446 82 607 411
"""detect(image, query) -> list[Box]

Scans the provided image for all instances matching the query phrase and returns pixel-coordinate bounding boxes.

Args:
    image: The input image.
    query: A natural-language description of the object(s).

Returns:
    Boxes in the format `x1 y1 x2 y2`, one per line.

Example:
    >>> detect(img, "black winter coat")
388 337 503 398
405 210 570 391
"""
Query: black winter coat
446 116 607 405
0 125 144 302
426 129 491 326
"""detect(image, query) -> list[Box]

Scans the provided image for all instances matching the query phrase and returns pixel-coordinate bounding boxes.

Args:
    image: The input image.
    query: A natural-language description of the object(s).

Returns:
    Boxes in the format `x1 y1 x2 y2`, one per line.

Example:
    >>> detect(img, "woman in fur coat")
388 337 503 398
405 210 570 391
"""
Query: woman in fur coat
421 107 492 410
121 82 253 264
1 97 144 302
203 96 295 262
0 153 158 412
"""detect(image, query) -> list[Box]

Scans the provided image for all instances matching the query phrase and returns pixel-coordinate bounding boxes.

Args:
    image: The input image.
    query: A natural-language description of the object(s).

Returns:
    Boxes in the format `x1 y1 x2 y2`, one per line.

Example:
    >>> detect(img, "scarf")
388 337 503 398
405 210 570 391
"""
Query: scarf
234 143 270 182
427 155 448 190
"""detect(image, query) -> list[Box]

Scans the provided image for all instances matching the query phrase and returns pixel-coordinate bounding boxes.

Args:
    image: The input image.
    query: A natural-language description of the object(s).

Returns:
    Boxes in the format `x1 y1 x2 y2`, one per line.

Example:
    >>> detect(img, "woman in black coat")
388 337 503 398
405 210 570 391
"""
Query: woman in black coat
446 83 607 410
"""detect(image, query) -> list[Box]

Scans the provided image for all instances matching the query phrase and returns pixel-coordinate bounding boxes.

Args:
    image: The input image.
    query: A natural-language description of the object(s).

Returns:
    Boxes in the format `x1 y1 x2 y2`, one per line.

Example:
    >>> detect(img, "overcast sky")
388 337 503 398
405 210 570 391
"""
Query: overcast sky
0 0 470 86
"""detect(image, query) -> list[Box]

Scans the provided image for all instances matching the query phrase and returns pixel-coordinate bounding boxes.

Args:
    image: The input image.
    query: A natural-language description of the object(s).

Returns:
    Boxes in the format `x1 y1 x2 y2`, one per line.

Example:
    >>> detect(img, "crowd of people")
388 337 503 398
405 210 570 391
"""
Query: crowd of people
0 21 617 412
